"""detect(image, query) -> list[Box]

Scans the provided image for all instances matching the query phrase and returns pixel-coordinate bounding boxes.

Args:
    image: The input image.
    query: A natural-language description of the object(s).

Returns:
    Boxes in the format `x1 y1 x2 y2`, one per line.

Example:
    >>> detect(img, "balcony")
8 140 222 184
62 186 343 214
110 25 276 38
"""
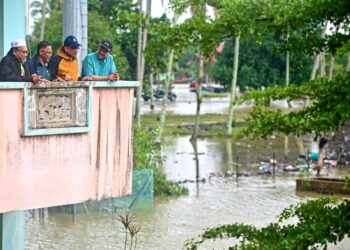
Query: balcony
0 80 139 213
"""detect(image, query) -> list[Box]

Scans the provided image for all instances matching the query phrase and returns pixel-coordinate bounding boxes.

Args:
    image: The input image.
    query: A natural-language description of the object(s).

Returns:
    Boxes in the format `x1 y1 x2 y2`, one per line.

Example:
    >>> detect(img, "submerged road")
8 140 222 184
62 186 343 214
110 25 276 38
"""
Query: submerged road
141 84 303 115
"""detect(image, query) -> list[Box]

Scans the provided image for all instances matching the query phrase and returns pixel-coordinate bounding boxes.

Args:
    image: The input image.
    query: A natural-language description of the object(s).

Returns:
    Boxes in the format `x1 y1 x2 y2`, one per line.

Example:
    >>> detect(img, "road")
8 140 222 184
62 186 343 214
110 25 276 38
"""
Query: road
141 84 301 115
141 84 231 115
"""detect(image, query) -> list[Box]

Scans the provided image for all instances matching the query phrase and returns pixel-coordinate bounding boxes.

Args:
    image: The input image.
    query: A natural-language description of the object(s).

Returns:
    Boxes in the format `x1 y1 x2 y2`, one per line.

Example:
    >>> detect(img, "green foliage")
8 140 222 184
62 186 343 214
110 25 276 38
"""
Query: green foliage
265 0 350 55
29 10 63 56
111 3 170 80
29 4 130 78
133 128 163 169
153 167 189 196
209 35 312 89
133 128 188 196
235 73 350 138
345 176 350 190
185 198 350 249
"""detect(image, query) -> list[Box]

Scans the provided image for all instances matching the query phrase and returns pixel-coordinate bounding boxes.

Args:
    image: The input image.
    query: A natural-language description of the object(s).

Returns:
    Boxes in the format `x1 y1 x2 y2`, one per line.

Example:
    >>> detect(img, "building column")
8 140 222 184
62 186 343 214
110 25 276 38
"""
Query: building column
0 0 27 57
0 211 25 250
63 0 88 74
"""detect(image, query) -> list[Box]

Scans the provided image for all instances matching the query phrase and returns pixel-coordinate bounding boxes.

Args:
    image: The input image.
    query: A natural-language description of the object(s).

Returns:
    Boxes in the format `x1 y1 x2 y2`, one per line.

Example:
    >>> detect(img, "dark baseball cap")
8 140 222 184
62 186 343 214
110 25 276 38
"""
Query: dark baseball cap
64 35 81 48
99 40 113 52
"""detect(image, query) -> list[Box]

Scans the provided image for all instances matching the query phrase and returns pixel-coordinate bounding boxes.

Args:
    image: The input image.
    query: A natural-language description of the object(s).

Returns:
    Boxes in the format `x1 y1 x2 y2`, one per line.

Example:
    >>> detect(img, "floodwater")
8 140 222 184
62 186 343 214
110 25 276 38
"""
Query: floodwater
25 135 350 249
141 84 303 115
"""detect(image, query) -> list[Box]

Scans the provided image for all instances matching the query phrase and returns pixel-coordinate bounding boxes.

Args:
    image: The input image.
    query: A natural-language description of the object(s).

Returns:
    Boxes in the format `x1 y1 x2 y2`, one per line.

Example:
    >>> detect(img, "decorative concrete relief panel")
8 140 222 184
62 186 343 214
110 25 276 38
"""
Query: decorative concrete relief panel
24 82 92 136
36 90 76 128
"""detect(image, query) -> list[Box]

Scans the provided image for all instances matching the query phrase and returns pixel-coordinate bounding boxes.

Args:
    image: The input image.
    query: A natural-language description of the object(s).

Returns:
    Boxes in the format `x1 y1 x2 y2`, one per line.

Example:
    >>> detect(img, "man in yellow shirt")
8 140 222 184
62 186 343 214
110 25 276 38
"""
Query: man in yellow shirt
50 35 81 81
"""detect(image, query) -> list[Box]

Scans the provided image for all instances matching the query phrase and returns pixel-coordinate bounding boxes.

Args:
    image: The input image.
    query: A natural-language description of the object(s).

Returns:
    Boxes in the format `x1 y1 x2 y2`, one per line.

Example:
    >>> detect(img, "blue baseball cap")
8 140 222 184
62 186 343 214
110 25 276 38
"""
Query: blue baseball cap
64 35 81 48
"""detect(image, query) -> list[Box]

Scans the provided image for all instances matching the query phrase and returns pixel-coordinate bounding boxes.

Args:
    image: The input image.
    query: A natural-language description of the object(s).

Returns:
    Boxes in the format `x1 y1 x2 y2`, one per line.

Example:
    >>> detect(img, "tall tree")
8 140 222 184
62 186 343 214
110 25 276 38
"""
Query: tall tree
189 4 206 141
30 0 50 40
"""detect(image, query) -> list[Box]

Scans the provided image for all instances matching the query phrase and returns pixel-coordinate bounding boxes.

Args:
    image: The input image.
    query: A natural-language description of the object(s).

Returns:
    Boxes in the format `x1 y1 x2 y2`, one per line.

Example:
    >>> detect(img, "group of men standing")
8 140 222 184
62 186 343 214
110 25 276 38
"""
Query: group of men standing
0 35 119 83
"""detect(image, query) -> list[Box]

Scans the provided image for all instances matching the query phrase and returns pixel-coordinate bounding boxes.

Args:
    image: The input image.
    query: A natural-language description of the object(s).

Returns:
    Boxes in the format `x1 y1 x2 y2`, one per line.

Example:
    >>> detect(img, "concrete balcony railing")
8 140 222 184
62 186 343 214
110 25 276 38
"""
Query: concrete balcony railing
0 80 139 213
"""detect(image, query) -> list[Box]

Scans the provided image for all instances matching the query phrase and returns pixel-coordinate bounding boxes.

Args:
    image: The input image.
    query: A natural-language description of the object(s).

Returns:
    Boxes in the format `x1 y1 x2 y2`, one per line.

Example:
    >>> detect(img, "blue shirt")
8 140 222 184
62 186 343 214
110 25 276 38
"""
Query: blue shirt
26 56 51 80
81 52 117 77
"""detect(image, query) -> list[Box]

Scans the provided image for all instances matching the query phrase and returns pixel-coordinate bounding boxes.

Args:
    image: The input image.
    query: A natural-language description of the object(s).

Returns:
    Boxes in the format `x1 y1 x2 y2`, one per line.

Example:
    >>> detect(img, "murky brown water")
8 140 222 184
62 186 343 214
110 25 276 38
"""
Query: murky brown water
26 136 350 249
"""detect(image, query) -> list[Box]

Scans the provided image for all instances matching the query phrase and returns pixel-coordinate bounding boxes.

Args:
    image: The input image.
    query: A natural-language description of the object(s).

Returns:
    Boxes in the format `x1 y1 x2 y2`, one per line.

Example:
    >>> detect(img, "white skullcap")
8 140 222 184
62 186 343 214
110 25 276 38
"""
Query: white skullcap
11 39 26 48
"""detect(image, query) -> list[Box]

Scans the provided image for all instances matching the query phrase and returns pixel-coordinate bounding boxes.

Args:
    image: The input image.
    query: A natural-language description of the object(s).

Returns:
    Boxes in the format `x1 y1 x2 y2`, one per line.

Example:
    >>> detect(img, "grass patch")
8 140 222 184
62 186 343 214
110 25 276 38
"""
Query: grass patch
140 105 298 137
141 113 246 137
202 92 228 98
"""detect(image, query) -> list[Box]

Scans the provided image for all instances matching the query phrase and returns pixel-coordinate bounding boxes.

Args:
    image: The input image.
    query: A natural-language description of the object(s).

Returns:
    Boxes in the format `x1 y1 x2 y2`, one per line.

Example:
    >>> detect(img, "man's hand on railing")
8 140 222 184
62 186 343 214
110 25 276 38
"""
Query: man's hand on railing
32 74 49 84
107 72 119 81
82 76 93 81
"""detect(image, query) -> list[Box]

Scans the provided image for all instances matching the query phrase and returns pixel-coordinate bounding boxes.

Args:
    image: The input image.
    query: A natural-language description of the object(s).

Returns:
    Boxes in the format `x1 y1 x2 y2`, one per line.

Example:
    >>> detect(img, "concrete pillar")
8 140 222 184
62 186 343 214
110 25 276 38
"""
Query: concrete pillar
0 0 27 57
0 1 27 247
63 0 88 75
0 211 25 250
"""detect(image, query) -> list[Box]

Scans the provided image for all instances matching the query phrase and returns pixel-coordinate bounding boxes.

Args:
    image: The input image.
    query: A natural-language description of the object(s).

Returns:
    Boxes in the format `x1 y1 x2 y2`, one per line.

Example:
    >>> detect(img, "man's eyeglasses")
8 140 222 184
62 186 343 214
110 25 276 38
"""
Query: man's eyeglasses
16 49 28 54
43 50 52 55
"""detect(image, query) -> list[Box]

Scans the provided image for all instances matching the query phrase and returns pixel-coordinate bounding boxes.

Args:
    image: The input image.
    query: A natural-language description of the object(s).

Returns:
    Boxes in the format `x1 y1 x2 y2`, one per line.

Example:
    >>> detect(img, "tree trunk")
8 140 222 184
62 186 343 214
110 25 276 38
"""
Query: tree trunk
225 138 233 172
40 0 48 40
320 53 326 77
328 56 335 80
346 53 350 72
226 35 240 136
190 55 204 141
157 49 174 142
149 70 155 111
284 46 291 157
135 0 151 128
286 49 292 108
134 0 144 129
190 138 200 197
310 54 320 80
305 22 328 108
295 136 305 155
319 21 329 78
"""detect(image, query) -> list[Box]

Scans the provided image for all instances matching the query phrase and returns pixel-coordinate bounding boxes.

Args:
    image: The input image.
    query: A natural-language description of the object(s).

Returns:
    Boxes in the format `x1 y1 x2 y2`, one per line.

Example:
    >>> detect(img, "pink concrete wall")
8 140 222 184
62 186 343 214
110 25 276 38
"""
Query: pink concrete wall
0 88 134 213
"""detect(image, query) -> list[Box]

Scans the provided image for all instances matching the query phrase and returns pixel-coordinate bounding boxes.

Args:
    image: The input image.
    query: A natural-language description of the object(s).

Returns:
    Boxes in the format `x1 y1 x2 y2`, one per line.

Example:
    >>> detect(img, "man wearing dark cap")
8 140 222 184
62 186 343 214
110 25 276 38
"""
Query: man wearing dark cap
81 39 119 81
50 35 81 81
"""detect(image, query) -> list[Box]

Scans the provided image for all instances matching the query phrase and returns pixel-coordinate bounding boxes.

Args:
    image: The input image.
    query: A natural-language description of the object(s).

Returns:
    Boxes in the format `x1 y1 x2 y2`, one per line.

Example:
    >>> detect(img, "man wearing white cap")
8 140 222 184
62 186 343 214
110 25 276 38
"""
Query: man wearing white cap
0 39 44 83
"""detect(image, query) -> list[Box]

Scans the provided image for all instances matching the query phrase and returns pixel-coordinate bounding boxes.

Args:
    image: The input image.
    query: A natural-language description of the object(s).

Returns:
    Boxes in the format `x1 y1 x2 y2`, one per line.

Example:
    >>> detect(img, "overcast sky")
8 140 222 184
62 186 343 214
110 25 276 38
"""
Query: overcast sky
27 0 194 34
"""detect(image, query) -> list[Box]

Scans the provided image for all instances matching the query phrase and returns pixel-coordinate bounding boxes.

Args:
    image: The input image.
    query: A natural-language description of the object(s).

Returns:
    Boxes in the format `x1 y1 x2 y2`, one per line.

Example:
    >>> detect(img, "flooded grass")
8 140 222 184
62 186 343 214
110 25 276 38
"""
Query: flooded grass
140 104 299 137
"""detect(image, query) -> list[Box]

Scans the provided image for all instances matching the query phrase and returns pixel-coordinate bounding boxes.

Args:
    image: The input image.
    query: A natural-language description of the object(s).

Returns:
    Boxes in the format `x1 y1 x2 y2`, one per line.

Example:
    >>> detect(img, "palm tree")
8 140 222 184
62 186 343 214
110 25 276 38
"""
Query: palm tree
30 0 49 18
30 0 63 40
190 4 206 141
30 0 48 40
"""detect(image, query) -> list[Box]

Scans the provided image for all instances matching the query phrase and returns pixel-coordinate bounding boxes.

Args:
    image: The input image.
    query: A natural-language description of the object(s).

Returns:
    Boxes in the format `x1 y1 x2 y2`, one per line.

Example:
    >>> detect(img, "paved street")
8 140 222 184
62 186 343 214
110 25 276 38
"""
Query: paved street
141 84 302 115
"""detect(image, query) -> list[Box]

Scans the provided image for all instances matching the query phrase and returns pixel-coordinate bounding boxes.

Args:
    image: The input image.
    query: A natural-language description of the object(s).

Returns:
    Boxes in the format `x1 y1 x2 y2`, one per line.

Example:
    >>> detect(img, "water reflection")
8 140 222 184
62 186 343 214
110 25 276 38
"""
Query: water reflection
26 136 350 249
163 135 307 182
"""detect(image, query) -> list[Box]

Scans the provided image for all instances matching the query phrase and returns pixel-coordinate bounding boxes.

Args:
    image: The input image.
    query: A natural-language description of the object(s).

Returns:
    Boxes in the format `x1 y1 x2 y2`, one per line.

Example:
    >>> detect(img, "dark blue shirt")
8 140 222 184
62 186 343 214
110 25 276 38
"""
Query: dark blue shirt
27 56 51 80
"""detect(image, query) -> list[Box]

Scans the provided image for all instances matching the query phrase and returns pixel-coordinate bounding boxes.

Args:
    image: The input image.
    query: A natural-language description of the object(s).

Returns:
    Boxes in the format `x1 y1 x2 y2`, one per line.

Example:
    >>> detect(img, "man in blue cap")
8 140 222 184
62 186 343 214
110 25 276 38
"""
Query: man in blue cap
81 39 119 81
50 35 81 81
